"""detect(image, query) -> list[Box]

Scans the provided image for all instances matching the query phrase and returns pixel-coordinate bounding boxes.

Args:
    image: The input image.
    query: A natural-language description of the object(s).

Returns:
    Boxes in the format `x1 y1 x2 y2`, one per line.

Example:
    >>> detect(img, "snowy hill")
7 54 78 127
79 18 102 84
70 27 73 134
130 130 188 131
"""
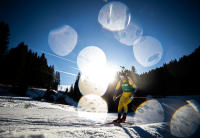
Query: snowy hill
0 96 170 138
0 88 200 137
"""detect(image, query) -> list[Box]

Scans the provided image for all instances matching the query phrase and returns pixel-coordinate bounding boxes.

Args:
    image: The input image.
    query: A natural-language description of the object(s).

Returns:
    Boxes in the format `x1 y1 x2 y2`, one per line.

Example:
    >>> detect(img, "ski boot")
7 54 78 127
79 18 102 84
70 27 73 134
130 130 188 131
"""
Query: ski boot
119 113 127 123
113 114 121 123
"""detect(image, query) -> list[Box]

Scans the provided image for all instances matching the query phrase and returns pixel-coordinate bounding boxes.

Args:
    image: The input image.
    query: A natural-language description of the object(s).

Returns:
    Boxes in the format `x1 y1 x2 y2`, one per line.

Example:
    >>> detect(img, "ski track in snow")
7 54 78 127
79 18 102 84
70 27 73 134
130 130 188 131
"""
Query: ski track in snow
0 96 176 138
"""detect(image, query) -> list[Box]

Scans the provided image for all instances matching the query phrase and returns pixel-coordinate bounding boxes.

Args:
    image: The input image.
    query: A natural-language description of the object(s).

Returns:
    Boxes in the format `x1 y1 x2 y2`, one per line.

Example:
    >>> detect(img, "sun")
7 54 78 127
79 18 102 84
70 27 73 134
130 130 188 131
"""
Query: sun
88 64 117 85
77 46 118 86
77 46 118 96
77 46 107 76
78 64 118 96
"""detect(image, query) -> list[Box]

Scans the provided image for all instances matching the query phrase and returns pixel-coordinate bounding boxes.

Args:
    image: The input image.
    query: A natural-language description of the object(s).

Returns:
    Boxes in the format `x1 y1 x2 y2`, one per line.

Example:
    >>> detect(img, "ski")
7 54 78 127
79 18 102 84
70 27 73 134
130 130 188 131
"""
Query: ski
93 121 134 127
113 122 134 127
92 121 117 126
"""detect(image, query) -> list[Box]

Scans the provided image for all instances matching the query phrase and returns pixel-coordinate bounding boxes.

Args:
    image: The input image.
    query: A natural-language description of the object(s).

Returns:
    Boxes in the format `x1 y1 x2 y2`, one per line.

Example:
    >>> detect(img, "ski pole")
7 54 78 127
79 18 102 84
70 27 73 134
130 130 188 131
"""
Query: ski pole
114 95 159 101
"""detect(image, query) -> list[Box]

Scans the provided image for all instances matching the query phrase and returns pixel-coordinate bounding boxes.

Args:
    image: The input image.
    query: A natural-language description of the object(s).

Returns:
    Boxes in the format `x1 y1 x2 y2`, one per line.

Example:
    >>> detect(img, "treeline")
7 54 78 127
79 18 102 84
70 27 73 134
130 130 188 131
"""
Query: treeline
0 21 60 95
135 46 200 96
103 46 200 112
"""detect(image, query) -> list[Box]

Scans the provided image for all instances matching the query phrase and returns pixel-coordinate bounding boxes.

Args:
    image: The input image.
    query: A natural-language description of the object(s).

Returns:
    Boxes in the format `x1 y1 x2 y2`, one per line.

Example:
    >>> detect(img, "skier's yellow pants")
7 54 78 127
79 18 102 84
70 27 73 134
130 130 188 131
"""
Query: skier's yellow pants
118 92 133 114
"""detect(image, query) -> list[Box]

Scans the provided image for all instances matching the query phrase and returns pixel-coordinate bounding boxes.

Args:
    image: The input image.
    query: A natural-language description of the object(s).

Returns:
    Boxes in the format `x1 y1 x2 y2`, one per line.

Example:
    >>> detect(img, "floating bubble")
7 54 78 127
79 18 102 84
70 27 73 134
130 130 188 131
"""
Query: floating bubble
48 25 78 56
98 1 131 31
77 46 107 76
79 74 108 96
148 53 160 62
133 36 163 67
78 94 108 122
78 65 116 96
114 23 143 46
170 100 200 137
77 46 117 96
134 99 164 124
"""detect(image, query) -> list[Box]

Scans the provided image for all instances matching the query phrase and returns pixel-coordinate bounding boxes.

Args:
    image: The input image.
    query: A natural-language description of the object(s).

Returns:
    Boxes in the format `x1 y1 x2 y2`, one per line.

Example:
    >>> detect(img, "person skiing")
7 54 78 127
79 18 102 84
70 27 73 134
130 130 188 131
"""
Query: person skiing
113 68 137 123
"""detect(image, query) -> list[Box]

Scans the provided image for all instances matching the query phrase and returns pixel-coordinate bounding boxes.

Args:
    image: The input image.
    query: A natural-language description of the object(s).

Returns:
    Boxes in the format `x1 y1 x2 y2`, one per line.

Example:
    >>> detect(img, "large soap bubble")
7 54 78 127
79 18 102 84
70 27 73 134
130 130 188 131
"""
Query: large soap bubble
133 36 163 67
79 74 107 96
78 64 117 96
78 94 108 122
77 46 117 96
134 99 164 124
78 68 113 96
170 100 200 137
48 25 78 56
98 1 131 31
77 46 107 76
114 23 143 46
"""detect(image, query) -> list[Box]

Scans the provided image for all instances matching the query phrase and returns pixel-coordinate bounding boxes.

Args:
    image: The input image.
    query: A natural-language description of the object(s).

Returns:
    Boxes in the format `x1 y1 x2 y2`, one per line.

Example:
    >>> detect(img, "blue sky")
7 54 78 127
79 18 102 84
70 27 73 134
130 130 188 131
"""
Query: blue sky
1 0 200 86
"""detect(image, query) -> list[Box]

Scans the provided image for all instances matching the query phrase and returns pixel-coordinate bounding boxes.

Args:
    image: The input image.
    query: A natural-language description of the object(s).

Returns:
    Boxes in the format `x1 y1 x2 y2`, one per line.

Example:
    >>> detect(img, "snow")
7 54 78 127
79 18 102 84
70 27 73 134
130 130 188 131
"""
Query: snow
58 85 70 92
0 87 200 138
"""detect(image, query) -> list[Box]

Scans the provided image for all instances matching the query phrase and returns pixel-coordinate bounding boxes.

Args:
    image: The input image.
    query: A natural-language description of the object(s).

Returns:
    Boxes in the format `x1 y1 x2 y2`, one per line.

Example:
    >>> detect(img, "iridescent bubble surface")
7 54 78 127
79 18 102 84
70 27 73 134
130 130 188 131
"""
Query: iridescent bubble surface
98 2 131 31
134 99 164 124
170 100 200 137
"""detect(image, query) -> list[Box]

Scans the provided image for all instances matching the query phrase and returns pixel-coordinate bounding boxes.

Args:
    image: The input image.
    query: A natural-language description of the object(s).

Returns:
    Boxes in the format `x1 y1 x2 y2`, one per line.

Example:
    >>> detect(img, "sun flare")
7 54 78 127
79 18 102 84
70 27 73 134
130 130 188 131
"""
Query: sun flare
79 64 118 96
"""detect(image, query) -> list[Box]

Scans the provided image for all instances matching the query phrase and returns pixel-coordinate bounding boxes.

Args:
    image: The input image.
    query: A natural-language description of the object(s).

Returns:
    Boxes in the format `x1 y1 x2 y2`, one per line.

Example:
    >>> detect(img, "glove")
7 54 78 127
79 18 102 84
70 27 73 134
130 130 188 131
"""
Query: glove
129 96 134 101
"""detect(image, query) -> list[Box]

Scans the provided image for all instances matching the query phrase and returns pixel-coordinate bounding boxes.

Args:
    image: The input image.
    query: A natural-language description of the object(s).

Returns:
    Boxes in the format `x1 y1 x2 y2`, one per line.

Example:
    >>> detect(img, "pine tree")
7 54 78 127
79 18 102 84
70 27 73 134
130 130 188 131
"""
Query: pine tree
52 71 60 90
0 22 10 83
73 73 82 101
0 21 9 56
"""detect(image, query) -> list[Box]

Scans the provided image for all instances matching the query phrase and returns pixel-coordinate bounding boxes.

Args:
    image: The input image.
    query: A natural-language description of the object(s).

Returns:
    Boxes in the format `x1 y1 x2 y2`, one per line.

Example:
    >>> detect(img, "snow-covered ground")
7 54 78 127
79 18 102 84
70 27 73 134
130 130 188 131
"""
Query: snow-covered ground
0 87 200 138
